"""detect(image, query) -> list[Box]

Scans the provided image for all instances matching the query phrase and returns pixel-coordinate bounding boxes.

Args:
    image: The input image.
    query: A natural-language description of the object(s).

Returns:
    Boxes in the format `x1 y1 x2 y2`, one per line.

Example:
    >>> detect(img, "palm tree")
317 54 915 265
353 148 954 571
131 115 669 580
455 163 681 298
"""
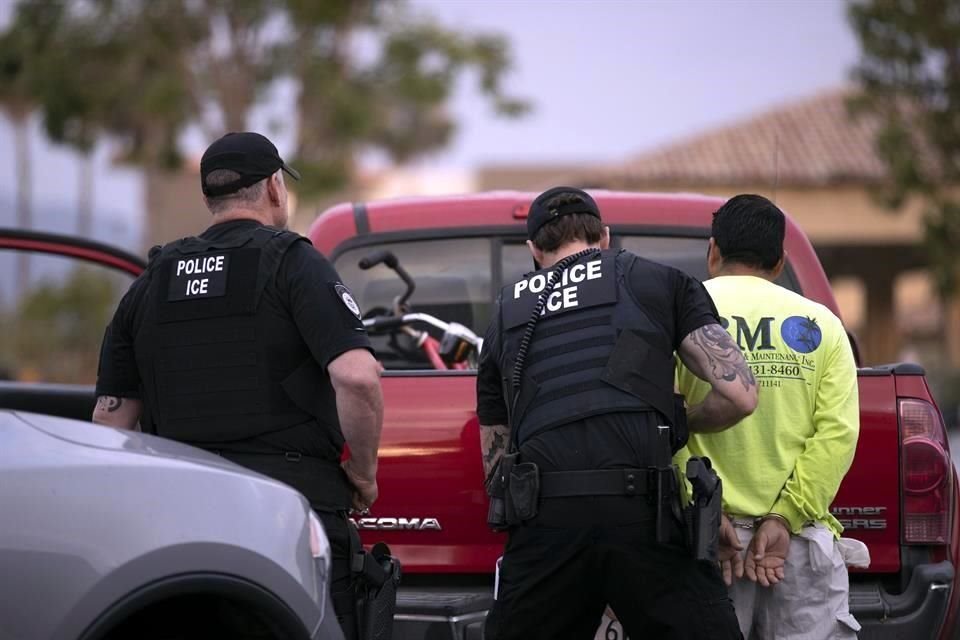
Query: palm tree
0 2 65 301
0 27 36 302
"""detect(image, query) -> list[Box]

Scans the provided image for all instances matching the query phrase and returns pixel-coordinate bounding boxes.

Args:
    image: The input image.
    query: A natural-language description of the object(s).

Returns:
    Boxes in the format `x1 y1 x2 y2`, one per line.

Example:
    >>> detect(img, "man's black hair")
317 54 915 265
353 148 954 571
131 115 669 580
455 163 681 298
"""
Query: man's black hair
711 194 785 271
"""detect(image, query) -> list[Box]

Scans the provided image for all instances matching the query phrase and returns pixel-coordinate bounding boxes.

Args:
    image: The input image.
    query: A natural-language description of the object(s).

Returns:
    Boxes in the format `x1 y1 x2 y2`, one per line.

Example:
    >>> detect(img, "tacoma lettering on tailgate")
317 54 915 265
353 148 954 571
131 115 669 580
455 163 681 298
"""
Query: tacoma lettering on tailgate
350 517 443 531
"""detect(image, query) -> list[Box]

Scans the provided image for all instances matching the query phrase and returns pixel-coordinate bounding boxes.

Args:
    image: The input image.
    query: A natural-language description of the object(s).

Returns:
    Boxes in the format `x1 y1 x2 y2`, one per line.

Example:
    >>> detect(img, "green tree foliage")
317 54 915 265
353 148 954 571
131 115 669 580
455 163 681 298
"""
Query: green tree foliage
0 0 61 120
849 0 960 296
0 268 121 384
4 0 529 195
0 2 64 283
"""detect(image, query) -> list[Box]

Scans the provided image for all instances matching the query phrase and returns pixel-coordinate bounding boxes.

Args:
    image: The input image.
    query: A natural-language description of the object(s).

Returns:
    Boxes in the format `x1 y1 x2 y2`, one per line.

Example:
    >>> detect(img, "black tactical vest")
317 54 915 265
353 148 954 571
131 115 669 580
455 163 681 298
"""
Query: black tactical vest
135 225 330 444
498 249 677 446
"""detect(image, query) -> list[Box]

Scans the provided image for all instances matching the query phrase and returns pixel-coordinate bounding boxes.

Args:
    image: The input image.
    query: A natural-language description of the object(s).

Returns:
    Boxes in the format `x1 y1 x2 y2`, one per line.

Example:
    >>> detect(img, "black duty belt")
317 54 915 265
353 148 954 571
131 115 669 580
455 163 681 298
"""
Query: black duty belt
210 449 308 463
540 468 654 498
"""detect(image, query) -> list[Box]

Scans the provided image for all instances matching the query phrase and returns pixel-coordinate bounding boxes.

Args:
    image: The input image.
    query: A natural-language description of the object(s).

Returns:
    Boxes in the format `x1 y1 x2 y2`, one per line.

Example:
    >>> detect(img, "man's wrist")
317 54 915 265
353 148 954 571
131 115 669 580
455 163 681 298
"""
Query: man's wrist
344 456 377 478
755 513 791 532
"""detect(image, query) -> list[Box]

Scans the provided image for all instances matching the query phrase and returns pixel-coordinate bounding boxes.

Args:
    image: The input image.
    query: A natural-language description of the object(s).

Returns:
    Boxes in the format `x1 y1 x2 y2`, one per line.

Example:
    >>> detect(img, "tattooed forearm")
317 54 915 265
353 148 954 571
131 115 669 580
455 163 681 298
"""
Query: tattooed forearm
479 423 511 480
97 396 123 413
92 395 143 430
679 324 758 433
690 324 756 390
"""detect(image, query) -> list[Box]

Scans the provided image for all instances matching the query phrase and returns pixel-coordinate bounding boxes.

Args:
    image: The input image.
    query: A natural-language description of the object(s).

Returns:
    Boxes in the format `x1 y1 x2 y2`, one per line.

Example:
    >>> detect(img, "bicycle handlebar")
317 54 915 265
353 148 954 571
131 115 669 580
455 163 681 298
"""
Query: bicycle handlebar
362 312 482 347
358 250 416 309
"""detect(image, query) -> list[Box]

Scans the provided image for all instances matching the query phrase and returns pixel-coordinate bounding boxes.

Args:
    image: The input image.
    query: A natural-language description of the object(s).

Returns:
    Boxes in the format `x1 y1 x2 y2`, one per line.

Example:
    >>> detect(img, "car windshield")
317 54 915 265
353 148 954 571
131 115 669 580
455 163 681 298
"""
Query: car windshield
334 234 799 370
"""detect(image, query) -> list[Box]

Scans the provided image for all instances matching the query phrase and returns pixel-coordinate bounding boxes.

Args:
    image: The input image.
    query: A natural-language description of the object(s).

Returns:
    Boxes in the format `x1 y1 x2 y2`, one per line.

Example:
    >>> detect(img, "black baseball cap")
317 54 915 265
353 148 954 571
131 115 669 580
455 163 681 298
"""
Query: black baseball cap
200 132 301 197
527 186 601 240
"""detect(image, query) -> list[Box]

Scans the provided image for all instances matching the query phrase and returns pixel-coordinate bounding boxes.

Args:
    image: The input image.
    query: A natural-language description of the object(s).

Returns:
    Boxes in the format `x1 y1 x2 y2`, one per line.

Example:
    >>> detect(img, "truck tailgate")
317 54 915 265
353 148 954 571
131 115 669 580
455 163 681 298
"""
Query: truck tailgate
832 372 901 573
366 372 905 575
358 374 504 574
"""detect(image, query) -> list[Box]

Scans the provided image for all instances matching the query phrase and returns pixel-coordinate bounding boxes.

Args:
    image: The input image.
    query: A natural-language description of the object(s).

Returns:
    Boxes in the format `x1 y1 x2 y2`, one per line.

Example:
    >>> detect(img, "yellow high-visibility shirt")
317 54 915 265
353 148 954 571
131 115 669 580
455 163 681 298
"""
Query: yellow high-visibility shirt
675 275 859 537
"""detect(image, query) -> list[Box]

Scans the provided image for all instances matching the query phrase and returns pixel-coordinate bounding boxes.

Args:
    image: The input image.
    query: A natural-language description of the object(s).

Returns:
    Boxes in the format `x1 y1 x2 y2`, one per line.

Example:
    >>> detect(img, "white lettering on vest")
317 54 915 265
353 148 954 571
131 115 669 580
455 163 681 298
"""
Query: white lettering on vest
541 285 581 314
546 289 563 312
528 274 547 294
586 259 602 280
514 279 528 299
176 256 228 278
514 259 601 308
186 278 209 296
569 263 586 283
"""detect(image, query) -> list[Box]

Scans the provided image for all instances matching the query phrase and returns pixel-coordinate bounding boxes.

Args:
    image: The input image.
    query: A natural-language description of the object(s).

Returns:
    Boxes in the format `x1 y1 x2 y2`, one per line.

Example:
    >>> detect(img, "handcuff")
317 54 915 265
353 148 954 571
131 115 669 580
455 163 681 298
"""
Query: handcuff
728 512 791 531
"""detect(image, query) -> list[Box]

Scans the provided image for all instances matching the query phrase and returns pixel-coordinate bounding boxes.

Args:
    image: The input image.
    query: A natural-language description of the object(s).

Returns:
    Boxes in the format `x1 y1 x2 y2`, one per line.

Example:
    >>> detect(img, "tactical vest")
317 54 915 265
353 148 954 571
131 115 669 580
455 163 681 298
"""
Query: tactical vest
499 249 677 446
136 225 331 444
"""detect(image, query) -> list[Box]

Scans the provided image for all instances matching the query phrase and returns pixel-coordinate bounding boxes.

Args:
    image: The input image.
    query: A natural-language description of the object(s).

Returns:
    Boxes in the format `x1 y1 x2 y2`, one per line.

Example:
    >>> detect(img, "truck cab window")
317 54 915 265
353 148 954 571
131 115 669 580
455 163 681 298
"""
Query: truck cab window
335 239 492 370
619 236 801 293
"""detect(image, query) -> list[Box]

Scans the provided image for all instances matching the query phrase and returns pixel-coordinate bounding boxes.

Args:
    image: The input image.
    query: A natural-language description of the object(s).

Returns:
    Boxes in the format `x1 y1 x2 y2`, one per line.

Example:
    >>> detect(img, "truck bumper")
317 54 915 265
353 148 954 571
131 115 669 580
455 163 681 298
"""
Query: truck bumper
393 587 491 640
851 560 955 639
391 562 956 640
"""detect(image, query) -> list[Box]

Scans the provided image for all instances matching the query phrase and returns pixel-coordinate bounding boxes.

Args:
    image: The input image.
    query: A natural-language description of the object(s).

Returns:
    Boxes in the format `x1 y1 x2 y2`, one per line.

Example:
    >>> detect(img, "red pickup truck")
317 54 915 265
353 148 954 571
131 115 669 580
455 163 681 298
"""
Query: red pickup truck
0 190 955 639
306 191 960 639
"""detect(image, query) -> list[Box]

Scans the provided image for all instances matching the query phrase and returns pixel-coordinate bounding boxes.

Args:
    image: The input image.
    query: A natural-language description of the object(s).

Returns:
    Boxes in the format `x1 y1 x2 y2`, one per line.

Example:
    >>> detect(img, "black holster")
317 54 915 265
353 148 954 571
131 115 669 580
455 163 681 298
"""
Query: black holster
352 541 401 640
683 456 722 562
486 452 540 529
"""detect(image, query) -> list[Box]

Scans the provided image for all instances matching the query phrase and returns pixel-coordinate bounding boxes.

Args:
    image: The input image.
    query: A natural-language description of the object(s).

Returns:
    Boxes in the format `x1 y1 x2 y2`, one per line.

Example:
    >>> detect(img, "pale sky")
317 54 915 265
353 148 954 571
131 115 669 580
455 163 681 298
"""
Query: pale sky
0 0 861 241
414 0 860 168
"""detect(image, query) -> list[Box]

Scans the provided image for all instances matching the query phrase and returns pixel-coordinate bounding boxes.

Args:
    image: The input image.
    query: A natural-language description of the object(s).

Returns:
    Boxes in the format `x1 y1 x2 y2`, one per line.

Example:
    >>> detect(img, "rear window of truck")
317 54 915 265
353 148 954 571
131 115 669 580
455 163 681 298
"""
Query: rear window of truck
334 234 799 370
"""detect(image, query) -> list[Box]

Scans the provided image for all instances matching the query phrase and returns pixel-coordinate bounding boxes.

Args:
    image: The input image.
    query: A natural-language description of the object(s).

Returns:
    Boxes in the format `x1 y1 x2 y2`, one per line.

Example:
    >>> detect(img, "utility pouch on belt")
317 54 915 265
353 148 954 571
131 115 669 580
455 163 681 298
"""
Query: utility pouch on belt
486 452 517 531
352 541 402 640
684 456 722 562
507 461 540 522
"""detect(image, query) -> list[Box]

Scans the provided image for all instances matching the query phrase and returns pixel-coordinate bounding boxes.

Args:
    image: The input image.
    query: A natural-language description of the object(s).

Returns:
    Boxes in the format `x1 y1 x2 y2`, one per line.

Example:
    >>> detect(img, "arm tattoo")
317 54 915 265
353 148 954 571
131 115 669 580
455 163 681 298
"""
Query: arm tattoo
690 324 756 390
96 396 124 413
485 432 506 466
479 423 511 478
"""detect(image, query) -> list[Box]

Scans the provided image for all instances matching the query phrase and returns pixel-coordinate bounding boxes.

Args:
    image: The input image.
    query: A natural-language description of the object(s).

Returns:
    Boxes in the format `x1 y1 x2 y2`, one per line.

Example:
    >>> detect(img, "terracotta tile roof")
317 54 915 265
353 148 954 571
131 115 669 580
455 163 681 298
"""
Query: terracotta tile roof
583 88 889 188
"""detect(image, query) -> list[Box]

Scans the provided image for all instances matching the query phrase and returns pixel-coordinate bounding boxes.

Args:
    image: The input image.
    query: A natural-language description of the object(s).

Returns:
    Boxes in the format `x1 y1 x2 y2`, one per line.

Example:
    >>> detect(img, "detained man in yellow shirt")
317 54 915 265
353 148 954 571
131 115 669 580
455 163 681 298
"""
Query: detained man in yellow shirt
676 195 861 639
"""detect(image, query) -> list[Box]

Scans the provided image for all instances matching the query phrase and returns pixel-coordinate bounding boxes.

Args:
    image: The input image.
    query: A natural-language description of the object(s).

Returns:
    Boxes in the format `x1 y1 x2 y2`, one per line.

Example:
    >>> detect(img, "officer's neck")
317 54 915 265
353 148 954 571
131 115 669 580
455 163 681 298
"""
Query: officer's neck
538 241 599 269
209 208 278 228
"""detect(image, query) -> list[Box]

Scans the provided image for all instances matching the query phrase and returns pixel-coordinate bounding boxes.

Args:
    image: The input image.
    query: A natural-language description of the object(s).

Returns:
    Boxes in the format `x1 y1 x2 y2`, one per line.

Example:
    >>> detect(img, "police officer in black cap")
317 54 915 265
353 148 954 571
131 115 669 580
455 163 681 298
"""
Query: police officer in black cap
93 131 383 638
477 186 758 639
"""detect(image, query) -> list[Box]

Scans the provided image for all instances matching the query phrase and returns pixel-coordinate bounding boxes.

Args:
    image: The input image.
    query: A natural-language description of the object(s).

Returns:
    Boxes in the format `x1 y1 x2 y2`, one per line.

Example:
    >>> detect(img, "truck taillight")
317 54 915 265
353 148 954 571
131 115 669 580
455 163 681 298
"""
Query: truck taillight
900 398 952 544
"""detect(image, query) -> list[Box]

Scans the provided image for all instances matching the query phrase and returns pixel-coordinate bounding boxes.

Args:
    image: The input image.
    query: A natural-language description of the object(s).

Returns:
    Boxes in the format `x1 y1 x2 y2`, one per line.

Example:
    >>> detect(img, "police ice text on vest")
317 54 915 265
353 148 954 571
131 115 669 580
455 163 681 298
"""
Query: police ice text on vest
513 258 603 313
177 255 226 296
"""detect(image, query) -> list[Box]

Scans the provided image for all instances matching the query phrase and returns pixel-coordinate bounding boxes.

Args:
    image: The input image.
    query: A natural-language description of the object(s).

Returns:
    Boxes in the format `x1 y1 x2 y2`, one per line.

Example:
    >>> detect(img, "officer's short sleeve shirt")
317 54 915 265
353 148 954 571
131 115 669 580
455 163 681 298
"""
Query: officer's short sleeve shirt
476 298 507 425
275 240 373 367
95 275 149 398
625 254 719 350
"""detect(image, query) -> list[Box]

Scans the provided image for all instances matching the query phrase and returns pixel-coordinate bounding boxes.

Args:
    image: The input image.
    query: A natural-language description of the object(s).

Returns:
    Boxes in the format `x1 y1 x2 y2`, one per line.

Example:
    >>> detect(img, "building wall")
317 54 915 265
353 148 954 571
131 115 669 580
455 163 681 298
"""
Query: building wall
662 184 925 246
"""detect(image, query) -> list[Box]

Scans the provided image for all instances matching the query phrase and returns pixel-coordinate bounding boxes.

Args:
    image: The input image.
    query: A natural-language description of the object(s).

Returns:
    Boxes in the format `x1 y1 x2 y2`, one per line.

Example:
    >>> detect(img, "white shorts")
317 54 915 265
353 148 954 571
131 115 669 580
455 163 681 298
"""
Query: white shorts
729 523 861 640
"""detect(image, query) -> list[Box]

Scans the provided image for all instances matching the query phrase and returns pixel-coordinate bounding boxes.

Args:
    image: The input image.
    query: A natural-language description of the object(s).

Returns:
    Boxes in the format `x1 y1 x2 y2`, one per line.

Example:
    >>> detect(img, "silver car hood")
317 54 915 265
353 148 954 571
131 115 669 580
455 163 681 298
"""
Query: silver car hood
13 411 253 473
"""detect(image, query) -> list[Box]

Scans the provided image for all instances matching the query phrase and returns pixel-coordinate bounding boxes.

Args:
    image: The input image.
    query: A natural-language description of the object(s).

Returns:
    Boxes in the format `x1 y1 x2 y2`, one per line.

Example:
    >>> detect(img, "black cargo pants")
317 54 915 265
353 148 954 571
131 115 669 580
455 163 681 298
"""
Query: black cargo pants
484 500 742 640
315 510 362 640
